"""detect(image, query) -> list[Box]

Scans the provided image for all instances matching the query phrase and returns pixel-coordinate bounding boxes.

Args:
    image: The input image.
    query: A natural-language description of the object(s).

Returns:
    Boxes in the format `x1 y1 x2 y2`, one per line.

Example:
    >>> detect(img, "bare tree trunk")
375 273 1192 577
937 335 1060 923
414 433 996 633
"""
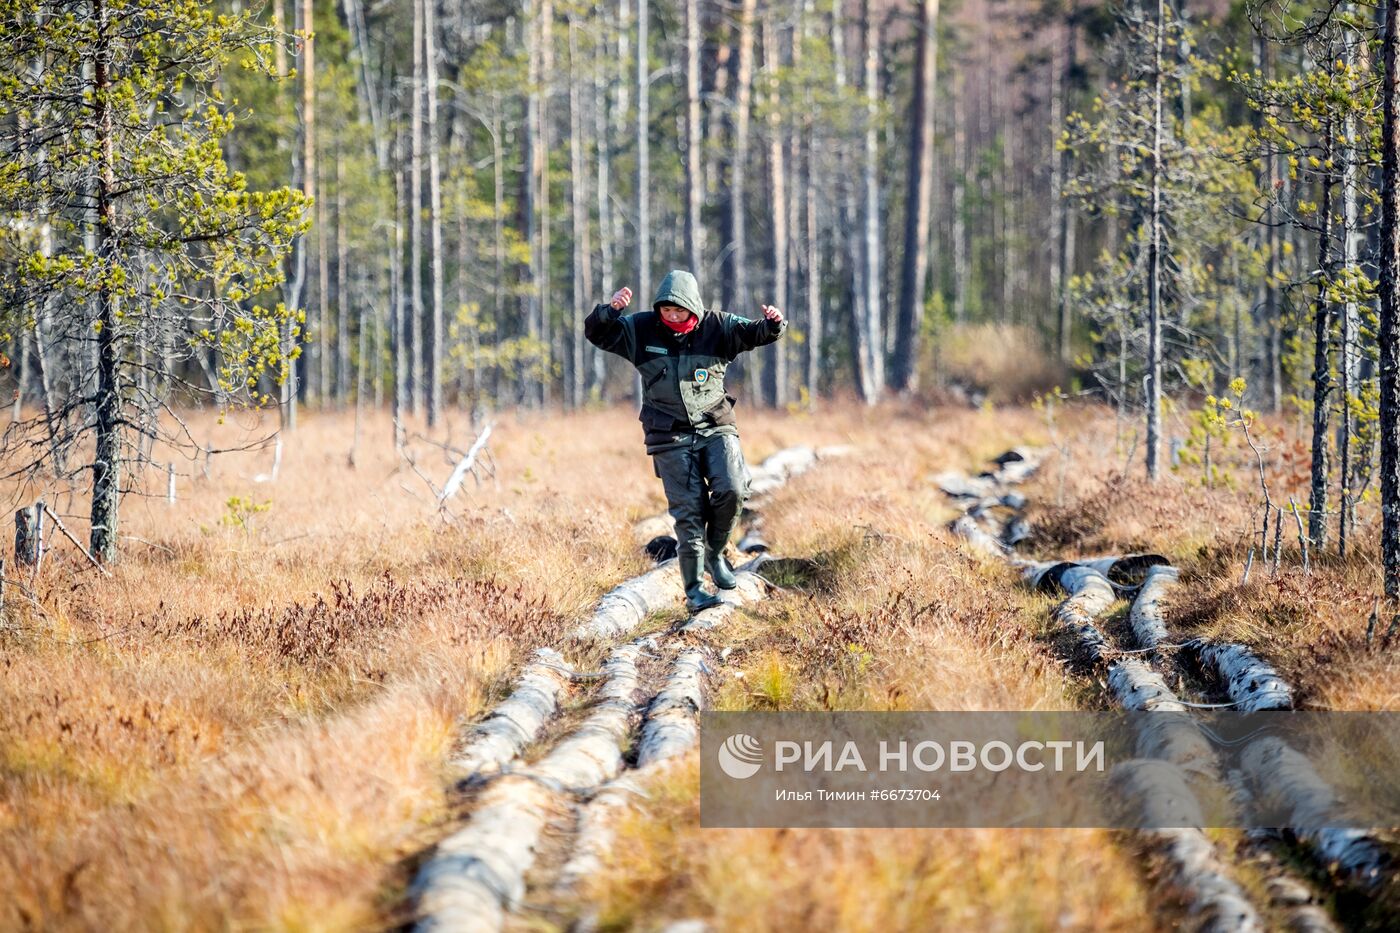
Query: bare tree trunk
727 0 755 321
425 0 444 424
801 1 820 404
952 70 968 325
523 2 540 407
832 5 871 401
593 48 613 397
335 152 349 403
1144 0 1165 481
453 113 477 404
409 0 424 417
762 17 788 408
1340 21 1365 556
637 0 651 295
273 0 287 75
891 0 938 393
393 129 408 447
1052 19 1077 361
684 0 704 274
1309 121 1336 550
860 0 883 401
1379 0 1400 598
540 0 555 407
279 0 309 430
13 10 51 426
568 16 592 409
316 160 330 403
90 0 120 562
491 91 506 402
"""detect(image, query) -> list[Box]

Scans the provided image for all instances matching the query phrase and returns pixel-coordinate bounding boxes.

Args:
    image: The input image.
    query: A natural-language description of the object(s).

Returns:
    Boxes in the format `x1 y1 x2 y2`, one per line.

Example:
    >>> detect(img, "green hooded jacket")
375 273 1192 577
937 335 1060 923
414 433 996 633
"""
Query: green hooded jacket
584 269 786 452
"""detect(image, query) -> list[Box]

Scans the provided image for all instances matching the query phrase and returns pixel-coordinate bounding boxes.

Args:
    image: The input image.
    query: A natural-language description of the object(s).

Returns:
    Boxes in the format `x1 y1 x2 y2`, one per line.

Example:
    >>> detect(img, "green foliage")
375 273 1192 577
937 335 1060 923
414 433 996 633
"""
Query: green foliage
1176 368 1250 488
1062 8 1259 410
0 0 309 419
222 494 271 531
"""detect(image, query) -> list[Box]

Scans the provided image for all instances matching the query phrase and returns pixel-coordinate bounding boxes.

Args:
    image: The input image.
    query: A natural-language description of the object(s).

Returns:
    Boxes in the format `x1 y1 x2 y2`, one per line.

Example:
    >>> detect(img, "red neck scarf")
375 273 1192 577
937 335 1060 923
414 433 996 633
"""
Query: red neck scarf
661 312 698 335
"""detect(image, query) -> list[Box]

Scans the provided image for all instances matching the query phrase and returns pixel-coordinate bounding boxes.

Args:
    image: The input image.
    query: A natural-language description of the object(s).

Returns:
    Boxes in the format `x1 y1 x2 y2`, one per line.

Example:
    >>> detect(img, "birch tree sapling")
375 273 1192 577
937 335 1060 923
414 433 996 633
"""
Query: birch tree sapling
0 0 308 561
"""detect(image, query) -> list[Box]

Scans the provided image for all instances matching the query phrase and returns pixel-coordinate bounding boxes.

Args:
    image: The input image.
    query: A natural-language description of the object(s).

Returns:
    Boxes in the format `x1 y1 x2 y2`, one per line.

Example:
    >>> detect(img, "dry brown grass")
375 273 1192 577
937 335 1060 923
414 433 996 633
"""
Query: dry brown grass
3 397 1392 930
0 406 674 930
588 760 1153 933
934 323 1071 404
582 404 1161 931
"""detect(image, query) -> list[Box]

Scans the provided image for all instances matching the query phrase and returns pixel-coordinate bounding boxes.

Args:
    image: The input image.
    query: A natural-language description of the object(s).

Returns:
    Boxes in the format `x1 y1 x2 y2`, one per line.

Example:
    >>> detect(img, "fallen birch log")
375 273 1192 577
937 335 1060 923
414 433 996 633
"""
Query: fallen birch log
1128 564 1179 648
636 649 710 767
559 556 776 908
1227 807 1342 933
571 560 683 640
448 648 574 781
1079 553 1172 589
413 643 644 932
1194 642 1293 712
1239 737 1390 888
746 446 818 497
438 422 494 505
1046 565 1260 927
554 772 647 896
1108 660 1219 780
956 450 1270 927
1112 760 1263 933
949 514 1009 557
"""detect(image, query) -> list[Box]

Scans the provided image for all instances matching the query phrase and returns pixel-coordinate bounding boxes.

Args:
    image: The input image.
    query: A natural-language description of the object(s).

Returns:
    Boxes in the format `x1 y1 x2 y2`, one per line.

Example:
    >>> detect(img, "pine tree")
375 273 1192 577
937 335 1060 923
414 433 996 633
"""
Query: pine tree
0 0 307 561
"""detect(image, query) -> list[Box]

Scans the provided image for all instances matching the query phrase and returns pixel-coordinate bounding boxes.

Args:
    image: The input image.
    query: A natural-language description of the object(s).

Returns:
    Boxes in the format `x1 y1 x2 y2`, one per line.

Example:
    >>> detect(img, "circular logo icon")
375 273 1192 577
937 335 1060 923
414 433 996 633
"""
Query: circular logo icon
694 368 710 385
718 733 763 779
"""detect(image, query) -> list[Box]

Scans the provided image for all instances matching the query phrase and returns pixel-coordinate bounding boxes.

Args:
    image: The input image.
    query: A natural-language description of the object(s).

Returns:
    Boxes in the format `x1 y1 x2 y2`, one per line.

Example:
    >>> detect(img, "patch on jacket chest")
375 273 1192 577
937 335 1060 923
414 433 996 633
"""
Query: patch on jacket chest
644 344 669 355
694 368 710 385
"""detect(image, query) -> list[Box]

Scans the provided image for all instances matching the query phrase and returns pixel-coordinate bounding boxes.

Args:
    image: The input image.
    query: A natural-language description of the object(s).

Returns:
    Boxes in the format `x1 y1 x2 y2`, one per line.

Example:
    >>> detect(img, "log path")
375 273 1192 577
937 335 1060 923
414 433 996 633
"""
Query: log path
410 445 842 931
943 449 1393 931
408 441 1389 931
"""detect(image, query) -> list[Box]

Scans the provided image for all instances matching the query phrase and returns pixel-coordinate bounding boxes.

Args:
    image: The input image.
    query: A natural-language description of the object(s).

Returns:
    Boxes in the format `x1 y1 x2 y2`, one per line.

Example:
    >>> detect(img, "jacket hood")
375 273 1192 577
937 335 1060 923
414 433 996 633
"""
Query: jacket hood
651 269 706 319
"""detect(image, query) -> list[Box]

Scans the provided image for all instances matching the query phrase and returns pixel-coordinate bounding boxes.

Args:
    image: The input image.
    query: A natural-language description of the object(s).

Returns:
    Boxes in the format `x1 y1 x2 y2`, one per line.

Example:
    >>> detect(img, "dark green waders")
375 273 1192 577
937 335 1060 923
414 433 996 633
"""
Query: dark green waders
652 433 751 611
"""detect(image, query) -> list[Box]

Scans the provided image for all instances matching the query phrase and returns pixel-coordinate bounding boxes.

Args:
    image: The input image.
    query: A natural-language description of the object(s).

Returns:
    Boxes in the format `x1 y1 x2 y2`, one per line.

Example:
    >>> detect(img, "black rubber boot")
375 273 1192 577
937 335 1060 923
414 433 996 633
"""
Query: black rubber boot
706 546 738 590
680 552 723 612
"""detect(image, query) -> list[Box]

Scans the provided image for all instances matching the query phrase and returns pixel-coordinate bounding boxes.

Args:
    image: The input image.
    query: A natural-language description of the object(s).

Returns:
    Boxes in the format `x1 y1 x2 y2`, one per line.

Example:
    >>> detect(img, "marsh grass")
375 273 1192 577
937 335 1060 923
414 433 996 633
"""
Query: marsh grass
3 399 1394 929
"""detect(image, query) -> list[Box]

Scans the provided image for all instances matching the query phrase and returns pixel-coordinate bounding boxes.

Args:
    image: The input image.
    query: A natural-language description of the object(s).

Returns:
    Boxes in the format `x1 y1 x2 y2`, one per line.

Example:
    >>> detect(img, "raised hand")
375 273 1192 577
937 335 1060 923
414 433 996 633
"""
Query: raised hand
610 286 633 311
761 304 784 325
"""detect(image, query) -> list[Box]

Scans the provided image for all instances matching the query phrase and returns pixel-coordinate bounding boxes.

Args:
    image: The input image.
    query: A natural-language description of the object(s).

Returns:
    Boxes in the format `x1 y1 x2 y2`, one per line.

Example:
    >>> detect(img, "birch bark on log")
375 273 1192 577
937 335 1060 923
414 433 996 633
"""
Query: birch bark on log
1240 737 1389 886
1128 564 1178 648
1112 761 1263 933
636 648 709 766
572 561 683 640
1195 642 1293 711
448 648 574 780
413 644 642 932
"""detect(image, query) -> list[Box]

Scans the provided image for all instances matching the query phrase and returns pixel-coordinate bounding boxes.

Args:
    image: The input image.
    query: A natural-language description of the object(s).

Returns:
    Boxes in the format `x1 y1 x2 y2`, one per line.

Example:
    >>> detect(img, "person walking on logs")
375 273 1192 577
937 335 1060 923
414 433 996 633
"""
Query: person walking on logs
585 269 787 612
